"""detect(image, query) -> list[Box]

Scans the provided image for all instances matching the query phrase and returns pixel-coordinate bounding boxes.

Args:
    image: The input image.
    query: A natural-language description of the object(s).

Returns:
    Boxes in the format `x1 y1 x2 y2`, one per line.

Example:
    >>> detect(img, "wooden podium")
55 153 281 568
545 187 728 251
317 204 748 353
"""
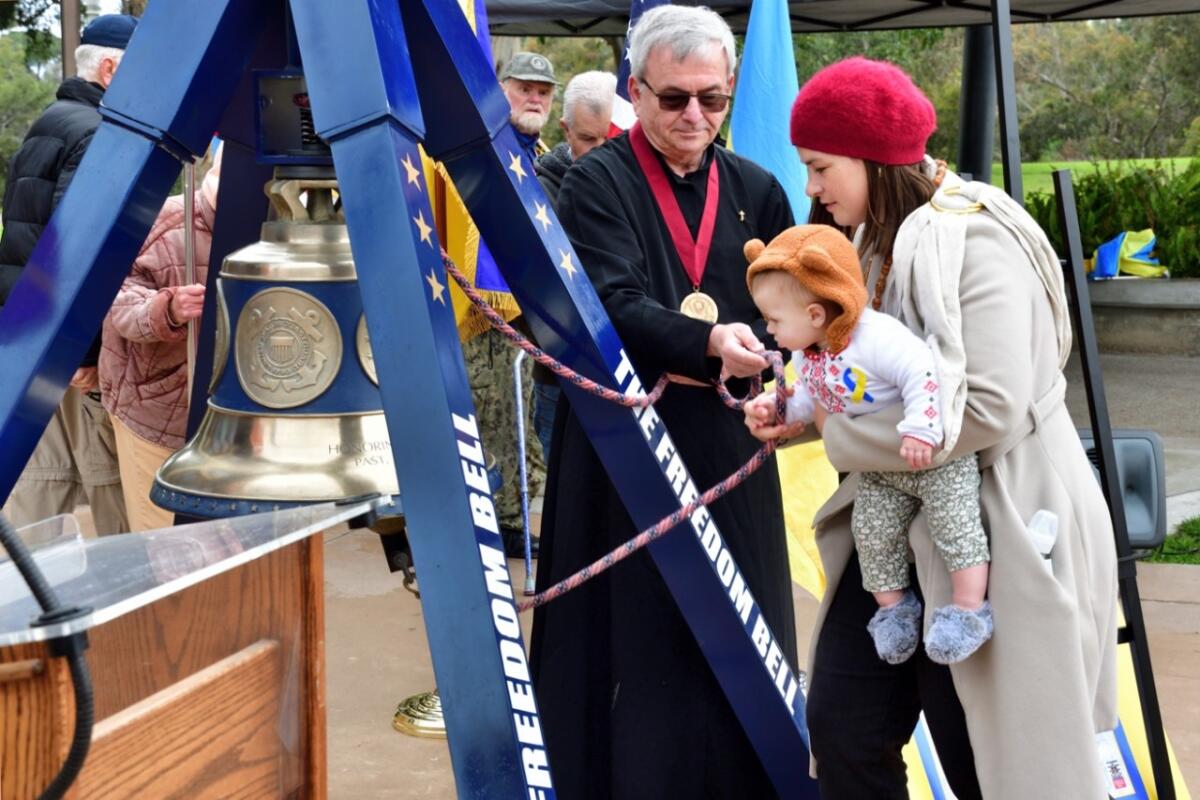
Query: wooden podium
0 501 376 800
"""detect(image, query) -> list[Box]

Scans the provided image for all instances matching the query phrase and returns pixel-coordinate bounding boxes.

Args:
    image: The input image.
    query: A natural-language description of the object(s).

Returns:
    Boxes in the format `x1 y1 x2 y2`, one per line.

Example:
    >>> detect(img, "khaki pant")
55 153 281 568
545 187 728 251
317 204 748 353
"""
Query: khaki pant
4 389 128 535
111 415 176 532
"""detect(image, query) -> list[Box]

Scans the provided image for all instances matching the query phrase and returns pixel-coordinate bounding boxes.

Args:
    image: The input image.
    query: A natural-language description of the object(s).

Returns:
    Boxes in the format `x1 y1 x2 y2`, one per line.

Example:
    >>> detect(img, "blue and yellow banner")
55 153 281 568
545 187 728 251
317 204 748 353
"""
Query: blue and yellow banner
420 0 522 342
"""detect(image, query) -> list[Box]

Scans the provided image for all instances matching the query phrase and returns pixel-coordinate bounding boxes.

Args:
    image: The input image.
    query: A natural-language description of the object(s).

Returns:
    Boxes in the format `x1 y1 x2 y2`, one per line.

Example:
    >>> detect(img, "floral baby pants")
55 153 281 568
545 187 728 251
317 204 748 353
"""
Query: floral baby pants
850 453 988 593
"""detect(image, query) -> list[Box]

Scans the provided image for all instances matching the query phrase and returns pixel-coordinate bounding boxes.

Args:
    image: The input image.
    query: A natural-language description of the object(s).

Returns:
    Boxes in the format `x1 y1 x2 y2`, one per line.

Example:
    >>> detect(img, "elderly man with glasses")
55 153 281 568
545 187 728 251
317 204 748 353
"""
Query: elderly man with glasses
528 6 796 797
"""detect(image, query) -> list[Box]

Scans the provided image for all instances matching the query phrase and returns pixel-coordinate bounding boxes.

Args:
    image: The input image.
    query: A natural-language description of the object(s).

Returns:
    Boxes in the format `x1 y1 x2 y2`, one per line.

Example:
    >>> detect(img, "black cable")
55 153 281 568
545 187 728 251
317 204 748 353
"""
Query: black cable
0 511 95 800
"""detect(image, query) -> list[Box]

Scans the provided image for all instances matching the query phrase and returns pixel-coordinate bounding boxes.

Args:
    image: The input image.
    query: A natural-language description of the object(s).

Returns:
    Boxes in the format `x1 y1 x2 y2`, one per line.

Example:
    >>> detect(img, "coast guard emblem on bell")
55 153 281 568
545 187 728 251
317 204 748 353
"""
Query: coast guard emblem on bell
357 315 378 385
235 286 342 408
210 280 230 393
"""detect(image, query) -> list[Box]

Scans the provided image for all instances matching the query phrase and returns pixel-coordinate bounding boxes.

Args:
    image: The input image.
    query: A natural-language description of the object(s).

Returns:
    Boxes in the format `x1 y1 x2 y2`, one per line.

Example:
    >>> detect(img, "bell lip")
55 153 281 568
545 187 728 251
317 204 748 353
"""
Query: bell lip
151 473 357 503
154 405 400 505
148 482 403 519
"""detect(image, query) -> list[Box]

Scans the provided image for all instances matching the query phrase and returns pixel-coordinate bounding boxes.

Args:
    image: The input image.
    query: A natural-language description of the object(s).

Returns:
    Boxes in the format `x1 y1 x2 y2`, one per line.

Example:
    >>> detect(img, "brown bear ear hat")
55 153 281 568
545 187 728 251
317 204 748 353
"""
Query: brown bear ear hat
744 224 868 353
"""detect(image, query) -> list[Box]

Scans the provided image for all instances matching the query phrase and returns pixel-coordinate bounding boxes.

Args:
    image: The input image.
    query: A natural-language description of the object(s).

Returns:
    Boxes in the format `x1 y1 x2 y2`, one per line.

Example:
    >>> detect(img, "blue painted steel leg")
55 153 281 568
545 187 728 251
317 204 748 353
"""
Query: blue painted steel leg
400 0 818 794
289 1 556 796
0 0 269 502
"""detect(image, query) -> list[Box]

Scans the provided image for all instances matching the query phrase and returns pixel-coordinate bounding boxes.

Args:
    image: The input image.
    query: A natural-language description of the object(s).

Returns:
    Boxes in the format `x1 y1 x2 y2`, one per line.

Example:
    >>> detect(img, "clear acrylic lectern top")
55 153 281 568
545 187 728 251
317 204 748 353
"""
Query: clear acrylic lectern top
0 499 382 648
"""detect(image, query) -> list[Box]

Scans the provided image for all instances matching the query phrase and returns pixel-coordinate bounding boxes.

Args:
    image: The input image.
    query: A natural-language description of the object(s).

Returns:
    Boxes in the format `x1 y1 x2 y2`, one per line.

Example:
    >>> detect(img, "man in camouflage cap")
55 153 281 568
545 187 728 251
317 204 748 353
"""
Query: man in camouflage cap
499 52 558 147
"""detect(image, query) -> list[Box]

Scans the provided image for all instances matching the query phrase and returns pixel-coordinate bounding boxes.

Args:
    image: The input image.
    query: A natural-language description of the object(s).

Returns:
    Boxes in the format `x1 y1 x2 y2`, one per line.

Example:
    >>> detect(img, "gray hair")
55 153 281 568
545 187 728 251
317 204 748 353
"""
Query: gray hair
627 5 737 81
563 71 617 125
74 44 124 82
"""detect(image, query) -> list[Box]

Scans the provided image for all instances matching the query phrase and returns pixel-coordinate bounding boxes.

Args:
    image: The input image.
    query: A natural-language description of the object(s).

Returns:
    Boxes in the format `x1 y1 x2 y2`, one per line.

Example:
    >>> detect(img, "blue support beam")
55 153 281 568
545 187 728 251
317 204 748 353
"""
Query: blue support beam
184 6 287 442
399 0 818 794
289 1 557 796
0 0 268 502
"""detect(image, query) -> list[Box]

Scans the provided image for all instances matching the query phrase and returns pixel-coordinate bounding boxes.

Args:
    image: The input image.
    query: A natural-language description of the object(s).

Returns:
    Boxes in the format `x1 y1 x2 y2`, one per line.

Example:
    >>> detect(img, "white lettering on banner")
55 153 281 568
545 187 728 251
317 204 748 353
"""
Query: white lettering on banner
462 459 489 494
728 572 754 625
613 349 801 717
479 544 555 792
665 453 688 495
514 711 545 746
508 679 536 713
639 404 660 438
458 409 554 796
453 413 500 533
492 598 521 639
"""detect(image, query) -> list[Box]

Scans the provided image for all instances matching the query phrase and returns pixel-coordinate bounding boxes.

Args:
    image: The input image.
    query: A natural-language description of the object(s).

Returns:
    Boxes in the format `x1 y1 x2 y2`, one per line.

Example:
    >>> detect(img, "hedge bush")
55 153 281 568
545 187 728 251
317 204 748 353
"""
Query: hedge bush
1025 160 1200 279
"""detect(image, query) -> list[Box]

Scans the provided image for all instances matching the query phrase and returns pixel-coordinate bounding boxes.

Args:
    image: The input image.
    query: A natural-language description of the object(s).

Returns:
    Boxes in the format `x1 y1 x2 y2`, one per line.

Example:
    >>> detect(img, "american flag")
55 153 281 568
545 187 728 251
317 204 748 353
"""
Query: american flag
610 0 670 135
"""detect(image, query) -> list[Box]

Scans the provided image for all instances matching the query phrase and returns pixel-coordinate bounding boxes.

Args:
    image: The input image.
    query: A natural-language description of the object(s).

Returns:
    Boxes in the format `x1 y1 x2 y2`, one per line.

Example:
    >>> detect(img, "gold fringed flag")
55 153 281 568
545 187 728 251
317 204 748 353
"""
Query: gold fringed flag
419 0 523 343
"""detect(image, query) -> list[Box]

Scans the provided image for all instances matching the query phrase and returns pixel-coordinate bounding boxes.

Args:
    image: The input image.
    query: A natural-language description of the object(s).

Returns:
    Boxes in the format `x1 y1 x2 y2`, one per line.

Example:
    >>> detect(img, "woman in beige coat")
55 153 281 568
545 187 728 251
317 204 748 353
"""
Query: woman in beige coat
752 57 1118 798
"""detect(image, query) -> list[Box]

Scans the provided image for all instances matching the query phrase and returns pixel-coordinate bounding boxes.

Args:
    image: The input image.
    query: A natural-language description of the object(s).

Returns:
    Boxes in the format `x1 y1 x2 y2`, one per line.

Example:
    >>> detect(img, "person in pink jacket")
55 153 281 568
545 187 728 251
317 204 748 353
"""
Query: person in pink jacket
99 146 219 531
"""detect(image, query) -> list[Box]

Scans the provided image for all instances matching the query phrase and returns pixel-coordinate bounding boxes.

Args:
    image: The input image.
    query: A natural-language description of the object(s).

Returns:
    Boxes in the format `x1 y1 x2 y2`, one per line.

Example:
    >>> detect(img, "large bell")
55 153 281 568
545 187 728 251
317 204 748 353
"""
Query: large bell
152 167 399 517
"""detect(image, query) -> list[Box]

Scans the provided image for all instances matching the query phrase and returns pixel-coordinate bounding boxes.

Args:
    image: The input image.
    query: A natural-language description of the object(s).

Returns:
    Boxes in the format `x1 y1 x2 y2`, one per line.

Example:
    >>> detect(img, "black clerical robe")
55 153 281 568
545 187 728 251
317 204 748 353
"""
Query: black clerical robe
529 134 796 799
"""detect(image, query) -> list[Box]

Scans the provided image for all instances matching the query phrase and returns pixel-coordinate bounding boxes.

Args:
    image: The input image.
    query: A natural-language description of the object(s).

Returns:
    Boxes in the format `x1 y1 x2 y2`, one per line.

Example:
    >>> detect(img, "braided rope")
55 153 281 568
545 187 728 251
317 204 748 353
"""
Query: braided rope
443 256 761 411
440 255 789 612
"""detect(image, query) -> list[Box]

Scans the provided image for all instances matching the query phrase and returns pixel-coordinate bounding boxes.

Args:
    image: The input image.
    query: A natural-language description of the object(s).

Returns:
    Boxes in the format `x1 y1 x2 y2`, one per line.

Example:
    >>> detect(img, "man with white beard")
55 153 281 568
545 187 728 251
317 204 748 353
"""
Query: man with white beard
499 52 557 159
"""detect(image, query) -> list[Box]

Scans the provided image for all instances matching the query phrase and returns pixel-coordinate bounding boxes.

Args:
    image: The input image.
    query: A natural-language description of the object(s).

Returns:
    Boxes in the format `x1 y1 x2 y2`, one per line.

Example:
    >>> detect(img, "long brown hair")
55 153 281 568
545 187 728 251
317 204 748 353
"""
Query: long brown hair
807 160 936 264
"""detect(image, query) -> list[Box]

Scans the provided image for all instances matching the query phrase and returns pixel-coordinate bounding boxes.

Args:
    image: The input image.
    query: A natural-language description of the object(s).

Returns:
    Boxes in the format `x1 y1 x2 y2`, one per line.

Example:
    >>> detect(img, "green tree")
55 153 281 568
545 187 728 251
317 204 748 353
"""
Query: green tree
0 0 58 66
792 29 962 160
1013 17 1200 160
0 34 58 197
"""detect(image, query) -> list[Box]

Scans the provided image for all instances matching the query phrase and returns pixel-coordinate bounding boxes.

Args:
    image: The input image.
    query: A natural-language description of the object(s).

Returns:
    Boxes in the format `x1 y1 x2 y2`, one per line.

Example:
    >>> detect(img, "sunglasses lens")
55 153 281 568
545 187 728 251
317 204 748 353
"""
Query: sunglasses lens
698 95 729 112
659 94 690 112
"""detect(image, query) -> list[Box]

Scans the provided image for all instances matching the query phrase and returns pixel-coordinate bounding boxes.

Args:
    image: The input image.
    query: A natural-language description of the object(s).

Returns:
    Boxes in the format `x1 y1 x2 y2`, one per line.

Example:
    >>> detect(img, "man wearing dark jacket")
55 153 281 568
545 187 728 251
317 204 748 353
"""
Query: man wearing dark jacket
535 70 617 208
0 14 138 534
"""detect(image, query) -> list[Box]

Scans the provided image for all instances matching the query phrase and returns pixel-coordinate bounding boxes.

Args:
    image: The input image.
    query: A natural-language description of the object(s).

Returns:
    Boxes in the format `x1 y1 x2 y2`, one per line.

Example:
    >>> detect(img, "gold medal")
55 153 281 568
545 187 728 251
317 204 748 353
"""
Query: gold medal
680 291 719 323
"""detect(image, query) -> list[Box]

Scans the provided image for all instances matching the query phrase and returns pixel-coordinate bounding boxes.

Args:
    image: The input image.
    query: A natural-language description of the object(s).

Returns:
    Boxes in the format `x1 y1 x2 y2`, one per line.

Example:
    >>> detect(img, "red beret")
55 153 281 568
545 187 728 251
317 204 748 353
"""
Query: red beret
790 57 936 166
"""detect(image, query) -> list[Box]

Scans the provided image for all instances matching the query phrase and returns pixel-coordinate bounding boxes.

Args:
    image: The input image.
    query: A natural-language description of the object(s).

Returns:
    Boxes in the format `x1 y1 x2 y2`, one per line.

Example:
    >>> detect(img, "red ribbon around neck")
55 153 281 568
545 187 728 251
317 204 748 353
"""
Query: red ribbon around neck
628 122 720 289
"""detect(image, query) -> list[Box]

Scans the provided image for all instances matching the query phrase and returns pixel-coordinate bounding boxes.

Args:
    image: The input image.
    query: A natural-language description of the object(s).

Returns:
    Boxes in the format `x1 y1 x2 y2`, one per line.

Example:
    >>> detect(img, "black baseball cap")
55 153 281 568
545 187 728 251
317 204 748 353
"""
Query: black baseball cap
80 14 139 49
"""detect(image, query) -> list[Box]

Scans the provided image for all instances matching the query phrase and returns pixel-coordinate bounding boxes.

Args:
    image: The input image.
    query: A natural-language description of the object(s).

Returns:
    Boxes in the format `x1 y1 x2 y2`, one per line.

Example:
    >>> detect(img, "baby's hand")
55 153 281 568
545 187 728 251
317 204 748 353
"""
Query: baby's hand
900 436 935 470
743 392 777 427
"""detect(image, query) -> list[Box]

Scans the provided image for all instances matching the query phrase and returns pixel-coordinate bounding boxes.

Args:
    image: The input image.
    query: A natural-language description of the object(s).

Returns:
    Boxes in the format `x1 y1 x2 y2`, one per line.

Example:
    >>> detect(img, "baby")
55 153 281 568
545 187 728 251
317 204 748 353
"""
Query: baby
743 224 992 665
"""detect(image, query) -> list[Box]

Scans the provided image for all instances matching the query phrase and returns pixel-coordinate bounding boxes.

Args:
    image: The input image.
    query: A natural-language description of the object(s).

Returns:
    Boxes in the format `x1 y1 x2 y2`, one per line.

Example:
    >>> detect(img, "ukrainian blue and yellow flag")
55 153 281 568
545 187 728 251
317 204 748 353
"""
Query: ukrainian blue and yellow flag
420 0 522 342
728 0 809 222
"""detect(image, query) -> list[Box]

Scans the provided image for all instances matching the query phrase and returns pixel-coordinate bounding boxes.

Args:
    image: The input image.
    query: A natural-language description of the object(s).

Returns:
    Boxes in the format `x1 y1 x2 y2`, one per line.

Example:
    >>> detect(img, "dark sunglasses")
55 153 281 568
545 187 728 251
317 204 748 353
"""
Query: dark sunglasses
639 79 732 113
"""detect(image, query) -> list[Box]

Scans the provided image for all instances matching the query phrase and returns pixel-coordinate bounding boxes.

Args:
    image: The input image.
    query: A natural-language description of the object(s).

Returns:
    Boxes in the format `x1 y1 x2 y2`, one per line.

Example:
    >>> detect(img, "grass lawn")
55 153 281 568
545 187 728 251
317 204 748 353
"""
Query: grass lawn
1146 516 1200 565
982 157 1196 197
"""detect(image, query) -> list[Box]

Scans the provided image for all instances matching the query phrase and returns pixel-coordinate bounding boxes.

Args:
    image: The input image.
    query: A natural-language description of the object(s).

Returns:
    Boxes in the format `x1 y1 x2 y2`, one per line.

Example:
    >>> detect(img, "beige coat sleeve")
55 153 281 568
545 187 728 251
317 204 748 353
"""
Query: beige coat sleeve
821 216 1037 473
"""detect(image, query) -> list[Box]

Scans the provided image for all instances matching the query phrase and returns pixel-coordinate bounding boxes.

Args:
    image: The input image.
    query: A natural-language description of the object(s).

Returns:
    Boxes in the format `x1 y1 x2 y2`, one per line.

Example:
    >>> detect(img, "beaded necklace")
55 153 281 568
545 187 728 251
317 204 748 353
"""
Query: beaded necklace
871 160 947 311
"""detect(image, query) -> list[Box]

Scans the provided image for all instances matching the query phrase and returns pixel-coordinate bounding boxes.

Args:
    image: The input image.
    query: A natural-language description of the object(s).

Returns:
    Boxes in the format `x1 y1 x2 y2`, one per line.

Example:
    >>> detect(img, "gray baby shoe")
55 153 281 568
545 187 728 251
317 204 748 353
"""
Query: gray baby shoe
866 590 923 664
925 602 994 665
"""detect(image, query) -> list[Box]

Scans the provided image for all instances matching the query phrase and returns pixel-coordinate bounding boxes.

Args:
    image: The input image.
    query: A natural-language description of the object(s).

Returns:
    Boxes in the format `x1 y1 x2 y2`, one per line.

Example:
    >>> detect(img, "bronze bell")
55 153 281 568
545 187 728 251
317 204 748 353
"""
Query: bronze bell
152 167 399 517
